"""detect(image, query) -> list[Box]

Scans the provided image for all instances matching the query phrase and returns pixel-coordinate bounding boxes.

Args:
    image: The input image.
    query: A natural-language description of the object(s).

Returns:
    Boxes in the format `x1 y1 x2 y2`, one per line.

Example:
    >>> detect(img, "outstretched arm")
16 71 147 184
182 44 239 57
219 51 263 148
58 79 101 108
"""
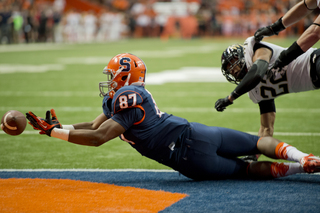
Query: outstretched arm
215 47 272 112
254 0 316 42
255 0 319 71
230 47 272 101
281 0 315 28
27 110 125 146
66 118 125 146
296 15 320 52
271 14 320 71
71 113 109 130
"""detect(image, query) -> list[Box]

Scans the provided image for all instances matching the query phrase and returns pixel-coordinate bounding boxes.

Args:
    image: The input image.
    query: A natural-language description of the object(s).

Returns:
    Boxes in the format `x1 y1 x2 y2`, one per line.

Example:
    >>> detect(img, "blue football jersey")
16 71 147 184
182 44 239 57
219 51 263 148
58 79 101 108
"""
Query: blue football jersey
102 85 189 163
102 85 261 180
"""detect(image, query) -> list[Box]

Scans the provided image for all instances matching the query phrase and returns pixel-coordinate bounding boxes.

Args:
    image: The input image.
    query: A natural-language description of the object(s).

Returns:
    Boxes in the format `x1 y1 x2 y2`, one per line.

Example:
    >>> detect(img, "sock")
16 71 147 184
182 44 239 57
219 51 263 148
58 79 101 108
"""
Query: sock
271 162 304 178
275 142 308 162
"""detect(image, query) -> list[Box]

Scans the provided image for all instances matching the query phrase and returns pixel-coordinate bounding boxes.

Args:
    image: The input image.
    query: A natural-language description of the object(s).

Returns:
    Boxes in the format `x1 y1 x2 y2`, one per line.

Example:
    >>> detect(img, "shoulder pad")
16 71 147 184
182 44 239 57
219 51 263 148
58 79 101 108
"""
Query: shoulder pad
112 87 144 113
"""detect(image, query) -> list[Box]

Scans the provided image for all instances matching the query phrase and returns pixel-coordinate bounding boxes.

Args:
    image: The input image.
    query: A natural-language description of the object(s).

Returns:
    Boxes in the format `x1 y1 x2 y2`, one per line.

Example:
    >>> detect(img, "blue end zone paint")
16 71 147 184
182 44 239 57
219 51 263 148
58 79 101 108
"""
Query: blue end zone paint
1 171 320 213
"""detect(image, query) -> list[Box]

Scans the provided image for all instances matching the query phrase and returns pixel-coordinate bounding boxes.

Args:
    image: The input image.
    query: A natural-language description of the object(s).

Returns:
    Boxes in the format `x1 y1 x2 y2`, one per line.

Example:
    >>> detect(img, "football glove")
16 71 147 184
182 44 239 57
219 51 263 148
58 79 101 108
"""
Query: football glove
271 57 286 73
28 120 46 135
26 109 62 136
271 41 305 74
215 96 233 112
254 18 285 42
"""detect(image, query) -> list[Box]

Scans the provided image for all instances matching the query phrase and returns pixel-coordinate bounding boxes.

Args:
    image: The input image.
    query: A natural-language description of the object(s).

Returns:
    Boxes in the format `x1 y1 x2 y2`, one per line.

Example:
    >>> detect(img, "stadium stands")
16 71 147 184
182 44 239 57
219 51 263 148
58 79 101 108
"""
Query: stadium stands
0 0 316 44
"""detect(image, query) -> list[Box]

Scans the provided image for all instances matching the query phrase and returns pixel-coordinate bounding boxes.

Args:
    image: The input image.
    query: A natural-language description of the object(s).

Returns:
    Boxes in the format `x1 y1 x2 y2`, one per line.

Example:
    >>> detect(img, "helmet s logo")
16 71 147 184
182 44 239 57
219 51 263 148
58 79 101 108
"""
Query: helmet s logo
99 53 147 98
120 57 131 72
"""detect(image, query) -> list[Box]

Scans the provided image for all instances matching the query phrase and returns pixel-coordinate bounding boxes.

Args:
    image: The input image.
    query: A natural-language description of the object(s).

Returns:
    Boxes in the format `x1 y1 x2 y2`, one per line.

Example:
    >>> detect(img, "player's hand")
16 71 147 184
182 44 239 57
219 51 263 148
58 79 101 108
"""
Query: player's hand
26 109 62 136
271 58 285 71
254 26 274 42
254 18 285 42
270 50 287 75
215 96 233 112
27 120 46 135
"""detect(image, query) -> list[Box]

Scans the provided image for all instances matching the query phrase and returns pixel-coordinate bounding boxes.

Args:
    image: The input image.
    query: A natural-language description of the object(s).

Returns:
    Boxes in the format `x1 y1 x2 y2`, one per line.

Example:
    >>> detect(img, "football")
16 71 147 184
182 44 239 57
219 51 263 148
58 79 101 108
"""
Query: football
1 110 27 136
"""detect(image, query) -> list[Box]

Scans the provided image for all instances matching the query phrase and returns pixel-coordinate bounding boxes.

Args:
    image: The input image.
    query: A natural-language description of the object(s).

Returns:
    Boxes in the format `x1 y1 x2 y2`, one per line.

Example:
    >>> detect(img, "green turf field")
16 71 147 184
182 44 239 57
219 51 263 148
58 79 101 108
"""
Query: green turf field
1 37 320 169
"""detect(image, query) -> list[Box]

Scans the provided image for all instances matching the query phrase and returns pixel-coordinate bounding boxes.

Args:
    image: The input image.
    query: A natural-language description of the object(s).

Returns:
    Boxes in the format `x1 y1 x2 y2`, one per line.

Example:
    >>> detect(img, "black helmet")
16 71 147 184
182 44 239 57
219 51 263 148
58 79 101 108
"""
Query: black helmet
221 44 247 84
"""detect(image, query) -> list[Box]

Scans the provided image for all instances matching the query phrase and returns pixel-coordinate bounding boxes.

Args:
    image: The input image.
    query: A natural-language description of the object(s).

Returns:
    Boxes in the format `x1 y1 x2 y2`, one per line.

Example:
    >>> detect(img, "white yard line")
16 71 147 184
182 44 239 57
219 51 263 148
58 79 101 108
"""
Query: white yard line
1 106 320 113
0 43 69 53
0 64 64 74
246 132 320 136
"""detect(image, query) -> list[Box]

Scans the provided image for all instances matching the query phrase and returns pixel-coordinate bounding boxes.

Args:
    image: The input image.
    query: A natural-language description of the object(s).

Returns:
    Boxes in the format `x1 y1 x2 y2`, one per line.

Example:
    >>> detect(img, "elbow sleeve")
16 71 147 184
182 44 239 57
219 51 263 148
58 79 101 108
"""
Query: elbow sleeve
234 59 269 97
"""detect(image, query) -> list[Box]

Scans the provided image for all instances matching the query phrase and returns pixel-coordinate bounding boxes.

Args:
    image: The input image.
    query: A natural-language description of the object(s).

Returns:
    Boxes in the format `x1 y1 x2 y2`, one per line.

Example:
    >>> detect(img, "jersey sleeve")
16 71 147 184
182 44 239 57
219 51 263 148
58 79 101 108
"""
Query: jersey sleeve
112 89 144 114
102 96 112 119
111 108 144 130
253 42 273 57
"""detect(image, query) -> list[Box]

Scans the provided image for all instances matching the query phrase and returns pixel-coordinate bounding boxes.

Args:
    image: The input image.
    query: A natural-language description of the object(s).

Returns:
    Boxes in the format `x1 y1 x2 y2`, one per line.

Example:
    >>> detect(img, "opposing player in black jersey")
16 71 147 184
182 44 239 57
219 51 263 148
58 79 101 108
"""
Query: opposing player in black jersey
26 53 320 180
215 37 320 139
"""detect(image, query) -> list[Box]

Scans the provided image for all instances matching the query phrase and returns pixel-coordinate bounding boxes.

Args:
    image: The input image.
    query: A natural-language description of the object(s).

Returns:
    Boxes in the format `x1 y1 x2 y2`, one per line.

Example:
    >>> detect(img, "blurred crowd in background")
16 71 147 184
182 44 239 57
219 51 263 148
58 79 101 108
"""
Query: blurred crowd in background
0 0 319 44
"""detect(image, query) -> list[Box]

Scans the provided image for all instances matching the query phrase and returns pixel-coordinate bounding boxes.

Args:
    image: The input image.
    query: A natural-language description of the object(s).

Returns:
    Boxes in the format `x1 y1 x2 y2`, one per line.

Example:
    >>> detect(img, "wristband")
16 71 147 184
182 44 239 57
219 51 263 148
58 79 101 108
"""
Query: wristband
230 91 240 100
271 17 286 34
51 128 69 141
62 125 75 130
312 23 320 27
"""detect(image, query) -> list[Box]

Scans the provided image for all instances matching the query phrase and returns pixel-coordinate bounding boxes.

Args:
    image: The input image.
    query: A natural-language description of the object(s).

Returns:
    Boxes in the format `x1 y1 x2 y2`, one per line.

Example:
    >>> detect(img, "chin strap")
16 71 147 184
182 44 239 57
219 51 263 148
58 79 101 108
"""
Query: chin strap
113 66 124 79
124 73 131 86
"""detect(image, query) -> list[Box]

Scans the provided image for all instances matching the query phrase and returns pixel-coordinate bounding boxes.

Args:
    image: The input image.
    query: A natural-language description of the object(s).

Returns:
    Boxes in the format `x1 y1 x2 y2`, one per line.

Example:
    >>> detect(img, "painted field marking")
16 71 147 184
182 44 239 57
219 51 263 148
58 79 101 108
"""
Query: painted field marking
0 43 69 52
0 90 222 97
0 169 318 175
1 106 320 113
0 169 176 172
0 178 187 213
0 64 64 74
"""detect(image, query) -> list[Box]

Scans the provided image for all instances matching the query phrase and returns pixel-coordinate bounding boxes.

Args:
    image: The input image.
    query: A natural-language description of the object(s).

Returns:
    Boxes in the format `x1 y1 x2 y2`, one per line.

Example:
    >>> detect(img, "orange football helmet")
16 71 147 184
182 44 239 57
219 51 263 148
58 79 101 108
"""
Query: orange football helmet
99 53 147 98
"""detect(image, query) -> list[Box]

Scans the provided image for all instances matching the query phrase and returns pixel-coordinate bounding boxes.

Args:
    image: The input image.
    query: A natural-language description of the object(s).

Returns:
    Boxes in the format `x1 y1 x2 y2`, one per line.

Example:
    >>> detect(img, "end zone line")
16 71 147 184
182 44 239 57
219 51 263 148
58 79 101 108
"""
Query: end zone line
0 169 177 172
0 169 318 175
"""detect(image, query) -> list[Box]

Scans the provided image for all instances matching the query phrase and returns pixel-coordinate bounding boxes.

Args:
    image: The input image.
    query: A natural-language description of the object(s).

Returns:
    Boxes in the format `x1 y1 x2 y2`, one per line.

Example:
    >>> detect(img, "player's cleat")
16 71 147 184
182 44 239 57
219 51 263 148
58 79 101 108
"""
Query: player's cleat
300 154 320 173
241 155 258 162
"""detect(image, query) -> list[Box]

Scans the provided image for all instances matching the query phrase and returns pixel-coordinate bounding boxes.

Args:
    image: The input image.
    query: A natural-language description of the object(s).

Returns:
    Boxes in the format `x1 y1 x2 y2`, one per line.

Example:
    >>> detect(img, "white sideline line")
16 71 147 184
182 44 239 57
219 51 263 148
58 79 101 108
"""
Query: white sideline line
0 169 176 172
1 130 320 136
0 90 316 98
247 132 320 136
0 169 318 175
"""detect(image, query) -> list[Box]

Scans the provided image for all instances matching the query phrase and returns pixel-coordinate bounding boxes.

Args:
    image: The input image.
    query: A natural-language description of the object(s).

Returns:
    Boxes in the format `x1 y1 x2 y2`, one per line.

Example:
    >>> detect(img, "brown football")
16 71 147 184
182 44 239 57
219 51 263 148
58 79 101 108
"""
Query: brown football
1 110 27 136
